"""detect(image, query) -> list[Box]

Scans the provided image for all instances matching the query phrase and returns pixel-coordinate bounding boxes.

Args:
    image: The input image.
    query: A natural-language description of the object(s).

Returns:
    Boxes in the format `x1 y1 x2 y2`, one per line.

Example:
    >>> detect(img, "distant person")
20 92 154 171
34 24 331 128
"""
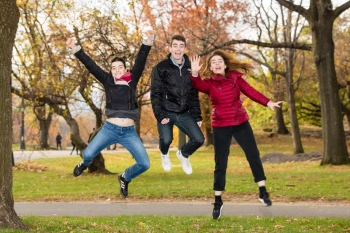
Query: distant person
56 133 62 150
70 141 78 155
66 29 155 197
150 34 204 175
190 51 283 219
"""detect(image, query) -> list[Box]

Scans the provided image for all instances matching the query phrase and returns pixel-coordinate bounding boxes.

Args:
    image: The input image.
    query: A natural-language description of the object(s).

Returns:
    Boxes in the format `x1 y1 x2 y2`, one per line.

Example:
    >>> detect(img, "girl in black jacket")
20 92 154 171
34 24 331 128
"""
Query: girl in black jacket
66 31 154 198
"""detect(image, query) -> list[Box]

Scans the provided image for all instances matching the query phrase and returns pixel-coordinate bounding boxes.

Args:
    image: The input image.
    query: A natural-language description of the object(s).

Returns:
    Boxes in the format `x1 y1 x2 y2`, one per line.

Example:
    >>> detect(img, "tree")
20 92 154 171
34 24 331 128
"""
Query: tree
276 0 350 164
0 0 28 230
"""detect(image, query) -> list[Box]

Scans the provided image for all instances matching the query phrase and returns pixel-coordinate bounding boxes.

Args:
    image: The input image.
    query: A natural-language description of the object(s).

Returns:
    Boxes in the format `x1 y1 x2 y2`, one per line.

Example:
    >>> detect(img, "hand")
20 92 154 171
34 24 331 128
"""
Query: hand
197 121 202 127
267 101 283 110
66 37 76 50
190 55 202 76
161 118 170 124
143 29 155 40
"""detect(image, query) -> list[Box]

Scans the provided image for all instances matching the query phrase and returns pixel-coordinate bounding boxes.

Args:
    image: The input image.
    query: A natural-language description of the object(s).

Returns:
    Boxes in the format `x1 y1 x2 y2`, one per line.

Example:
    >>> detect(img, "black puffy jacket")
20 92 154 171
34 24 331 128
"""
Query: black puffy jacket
74 44 151 111
150 54 202 122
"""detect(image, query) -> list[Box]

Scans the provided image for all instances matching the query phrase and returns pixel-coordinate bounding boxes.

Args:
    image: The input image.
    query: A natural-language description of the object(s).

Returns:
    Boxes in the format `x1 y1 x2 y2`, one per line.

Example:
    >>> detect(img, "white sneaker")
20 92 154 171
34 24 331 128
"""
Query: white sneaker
176 150 192 175
161 152 171 172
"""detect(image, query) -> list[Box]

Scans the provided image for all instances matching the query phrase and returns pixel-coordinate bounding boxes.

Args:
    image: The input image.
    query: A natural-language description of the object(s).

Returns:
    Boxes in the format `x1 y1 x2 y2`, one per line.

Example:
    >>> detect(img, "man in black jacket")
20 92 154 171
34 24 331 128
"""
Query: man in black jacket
150 35 204 175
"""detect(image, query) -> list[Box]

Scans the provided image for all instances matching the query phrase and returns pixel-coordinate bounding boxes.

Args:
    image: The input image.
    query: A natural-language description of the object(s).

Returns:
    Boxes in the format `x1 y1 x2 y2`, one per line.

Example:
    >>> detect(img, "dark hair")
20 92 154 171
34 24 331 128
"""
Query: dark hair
171 35 186 47
111 57 126 68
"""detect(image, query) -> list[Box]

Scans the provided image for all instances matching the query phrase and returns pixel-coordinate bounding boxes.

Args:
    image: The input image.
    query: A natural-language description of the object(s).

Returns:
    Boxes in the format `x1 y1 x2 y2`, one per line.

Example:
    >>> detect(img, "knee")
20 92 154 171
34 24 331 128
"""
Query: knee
82 149 94 162
140 160 150 172
194 135 205 146
160 137 173 146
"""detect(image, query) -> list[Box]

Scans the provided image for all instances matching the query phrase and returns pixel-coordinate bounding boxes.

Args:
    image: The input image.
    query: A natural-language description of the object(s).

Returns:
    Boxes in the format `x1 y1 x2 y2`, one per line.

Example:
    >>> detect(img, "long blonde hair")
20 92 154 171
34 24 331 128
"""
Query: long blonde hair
202 50 253 77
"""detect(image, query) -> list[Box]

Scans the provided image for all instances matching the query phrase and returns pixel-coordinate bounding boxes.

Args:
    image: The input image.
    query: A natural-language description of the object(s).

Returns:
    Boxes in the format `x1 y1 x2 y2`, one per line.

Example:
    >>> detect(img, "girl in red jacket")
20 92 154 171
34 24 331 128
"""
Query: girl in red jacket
190 50 282 219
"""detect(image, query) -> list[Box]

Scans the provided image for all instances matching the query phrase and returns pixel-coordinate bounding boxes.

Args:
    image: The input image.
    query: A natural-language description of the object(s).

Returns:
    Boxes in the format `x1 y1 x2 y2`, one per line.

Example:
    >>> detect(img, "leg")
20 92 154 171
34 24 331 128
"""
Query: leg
211 126 234 219
82 122 119 166
175 112 204 157
232 121 272 206
212 127 232 192
232 121 266 182
157 119 174 155
118 126 150 181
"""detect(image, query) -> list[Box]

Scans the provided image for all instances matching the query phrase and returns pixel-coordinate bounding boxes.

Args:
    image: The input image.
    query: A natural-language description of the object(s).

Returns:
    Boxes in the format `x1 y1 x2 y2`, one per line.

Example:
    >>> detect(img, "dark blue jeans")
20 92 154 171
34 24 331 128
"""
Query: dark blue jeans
212 121 266 191
157 112 204 158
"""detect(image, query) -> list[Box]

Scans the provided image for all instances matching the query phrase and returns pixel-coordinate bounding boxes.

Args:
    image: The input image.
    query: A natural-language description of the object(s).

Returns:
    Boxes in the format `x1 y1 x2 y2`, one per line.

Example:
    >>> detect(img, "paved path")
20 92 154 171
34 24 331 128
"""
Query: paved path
15 202 350 218
13 149 122 163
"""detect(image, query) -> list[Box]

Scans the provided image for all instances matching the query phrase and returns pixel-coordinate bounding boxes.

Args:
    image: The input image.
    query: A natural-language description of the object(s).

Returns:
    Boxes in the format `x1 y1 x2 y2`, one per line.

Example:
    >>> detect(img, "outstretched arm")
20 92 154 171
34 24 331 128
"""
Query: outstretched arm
66 37 108 83
267 101 283 110
131 29 155 84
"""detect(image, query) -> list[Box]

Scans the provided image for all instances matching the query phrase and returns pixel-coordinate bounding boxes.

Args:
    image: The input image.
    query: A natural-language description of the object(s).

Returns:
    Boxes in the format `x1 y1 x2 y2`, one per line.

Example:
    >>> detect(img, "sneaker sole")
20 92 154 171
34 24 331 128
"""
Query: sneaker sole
259 198 272 206
213 204 224 220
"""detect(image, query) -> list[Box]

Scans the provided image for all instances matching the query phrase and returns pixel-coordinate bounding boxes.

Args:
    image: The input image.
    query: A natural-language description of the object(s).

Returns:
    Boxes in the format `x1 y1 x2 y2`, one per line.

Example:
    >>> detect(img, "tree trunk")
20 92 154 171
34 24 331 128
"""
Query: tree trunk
285 8 304 154
275 106 289 134
49 104 112 174
35 104 53 149
285 48 304 154
311 13 349 164
0 0 27 230
205 126 213 146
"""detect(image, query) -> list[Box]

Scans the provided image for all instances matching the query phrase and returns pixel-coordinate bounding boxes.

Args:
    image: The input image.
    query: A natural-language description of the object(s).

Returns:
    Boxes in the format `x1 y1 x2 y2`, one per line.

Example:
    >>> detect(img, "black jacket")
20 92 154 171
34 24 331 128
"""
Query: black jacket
150 54 202 122
74 44 151 110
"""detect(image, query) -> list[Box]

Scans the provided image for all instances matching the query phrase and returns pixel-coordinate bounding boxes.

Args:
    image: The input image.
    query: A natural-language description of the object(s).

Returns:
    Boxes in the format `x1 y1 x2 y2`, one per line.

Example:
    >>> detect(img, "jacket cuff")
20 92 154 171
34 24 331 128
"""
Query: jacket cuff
71 45 82 54
142 39 154 46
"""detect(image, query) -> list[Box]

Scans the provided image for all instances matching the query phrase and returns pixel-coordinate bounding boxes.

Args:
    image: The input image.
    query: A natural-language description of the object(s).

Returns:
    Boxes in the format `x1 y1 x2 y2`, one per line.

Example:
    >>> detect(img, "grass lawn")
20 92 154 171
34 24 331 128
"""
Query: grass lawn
6 132 350 232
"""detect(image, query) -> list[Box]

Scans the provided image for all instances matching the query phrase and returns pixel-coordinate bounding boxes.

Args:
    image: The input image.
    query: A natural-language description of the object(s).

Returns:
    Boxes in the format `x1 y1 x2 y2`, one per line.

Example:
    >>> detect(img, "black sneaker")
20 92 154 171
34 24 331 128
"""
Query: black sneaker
118 173 130 197
259 191 272 206
212 202 223 219
73 162 87 177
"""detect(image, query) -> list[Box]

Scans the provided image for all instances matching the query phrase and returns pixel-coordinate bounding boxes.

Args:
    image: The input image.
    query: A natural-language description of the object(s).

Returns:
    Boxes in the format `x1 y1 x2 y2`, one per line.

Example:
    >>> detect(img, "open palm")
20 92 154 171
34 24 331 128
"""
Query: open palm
190 55 202 75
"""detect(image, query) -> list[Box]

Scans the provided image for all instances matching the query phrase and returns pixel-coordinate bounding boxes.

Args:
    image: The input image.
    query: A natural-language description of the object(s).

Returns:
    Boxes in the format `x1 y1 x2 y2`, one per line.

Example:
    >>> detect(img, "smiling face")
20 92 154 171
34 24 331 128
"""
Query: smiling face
169 39 186 64
111 61 127 79
209 55 226 75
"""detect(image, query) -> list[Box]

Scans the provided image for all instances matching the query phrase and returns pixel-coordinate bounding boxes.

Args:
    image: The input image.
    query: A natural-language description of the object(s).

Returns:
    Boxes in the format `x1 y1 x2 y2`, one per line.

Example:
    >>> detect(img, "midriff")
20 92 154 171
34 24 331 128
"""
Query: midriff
107 117 134 127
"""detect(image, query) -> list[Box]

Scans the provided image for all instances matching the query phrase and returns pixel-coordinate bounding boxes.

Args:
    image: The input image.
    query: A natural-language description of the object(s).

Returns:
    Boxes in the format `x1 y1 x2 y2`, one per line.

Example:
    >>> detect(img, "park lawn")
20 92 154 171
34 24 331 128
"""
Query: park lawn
2 215 350 233
8 134 350 232
13 133 350 203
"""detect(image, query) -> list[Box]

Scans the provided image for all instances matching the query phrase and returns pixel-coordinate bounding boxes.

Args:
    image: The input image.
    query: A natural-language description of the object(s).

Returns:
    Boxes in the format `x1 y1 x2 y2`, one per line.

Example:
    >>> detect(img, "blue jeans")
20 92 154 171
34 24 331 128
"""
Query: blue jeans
157 112 204 158
82 121 150 182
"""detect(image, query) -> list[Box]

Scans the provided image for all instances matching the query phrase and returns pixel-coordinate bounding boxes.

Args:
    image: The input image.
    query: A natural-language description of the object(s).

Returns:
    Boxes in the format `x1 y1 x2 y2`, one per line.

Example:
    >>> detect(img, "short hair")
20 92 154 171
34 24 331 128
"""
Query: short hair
111 57 126 68
171 35 186 47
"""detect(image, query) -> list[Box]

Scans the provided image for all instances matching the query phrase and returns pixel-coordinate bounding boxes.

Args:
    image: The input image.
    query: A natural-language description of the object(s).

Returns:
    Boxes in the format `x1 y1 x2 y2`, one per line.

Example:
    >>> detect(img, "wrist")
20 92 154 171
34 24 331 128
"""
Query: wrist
191 72 199 77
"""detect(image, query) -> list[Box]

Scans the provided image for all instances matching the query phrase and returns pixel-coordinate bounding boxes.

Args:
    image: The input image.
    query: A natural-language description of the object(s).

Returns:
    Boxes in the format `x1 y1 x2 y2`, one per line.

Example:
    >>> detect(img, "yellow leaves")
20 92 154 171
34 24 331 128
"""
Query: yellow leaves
138 222 146 226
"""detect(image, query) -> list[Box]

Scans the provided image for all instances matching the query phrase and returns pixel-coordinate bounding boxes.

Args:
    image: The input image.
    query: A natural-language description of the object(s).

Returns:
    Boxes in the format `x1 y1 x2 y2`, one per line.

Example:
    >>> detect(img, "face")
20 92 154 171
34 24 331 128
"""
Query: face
210 55 226 75
169 39 186 63
111 61 127 79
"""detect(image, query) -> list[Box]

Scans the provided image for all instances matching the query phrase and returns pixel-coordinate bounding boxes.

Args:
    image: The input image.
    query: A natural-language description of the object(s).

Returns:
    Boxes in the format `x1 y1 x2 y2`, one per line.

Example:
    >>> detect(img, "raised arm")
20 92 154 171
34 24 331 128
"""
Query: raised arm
190 55 210 93
131 30 155 84
66 37 108 84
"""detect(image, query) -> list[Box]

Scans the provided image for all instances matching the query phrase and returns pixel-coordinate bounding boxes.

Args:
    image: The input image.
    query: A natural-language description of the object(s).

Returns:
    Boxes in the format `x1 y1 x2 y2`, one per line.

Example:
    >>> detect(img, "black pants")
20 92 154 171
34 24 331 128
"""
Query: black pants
212 121 266 191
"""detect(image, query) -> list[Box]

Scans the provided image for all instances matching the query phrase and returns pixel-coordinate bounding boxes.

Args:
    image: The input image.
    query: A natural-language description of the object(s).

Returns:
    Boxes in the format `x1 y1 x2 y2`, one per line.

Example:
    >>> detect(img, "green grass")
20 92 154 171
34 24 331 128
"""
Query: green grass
13 138 350 203
7 133 350 232
2 216 350 233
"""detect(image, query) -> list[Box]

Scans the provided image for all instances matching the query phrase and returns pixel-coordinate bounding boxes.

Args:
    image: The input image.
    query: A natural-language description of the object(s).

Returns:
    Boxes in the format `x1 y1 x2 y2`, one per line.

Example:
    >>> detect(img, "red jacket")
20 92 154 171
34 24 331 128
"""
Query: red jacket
191 70 270 127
